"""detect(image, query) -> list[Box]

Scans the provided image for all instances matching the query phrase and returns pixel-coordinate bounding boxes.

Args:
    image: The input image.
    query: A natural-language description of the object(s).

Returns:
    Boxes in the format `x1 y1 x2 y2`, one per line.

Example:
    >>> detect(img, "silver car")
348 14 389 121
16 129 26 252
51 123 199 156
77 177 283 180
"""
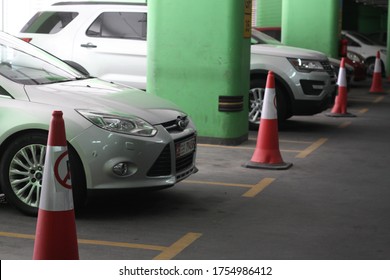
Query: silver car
0 32 197 216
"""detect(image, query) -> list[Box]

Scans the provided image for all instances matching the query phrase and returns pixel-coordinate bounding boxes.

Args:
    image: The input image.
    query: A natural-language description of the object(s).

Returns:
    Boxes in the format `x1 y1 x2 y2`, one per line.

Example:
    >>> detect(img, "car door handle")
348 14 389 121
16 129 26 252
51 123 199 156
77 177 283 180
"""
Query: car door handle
80 43 97 48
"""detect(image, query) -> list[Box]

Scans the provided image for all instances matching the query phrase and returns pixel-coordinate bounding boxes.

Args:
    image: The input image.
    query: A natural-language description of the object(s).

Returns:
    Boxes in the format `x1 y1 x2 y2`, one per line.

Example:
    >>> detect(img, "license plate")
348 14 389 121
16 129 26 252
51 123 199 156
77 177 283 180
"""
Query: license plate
175 137 196 158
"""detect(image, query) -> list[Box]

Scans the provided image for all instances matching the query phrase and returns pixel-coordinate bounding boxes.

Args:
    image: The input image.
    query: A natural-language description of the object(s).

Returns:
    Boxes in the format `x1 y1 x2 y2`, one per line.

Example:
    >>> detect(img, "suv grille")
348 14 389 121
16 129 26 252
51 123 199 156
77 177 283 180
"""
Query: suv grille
321 61 335 76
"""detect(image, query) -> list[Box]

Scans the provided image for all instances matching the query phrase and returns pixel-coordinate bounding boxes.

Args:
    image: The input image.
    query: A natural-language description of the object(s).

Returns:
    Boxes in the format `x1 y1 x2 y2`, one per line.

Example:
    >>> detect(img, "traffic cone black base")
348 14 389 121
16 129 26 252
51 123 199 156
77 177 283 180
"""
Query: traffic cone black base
325 112 356 118
243 161 292 170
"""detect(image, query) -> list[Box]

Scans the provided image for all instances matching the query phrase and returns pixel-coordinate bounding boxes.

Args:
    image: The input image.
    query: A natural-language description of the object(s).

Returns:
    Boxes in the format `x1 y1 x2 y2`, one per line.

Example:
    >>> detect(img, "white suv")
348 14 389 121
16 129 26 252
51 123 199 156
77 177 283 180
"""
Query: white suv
19 1 336 126
20 2 148 89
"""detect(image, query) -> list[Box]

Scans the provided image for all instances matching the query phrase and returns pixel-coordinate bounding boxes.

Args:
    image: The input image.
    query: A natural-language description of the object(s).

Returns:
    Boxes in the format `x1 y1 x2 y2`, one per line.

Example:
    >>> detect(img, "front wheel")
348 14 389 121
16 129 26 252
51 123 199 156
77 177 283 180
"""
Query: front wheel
249 77 289 129
0 132 87 216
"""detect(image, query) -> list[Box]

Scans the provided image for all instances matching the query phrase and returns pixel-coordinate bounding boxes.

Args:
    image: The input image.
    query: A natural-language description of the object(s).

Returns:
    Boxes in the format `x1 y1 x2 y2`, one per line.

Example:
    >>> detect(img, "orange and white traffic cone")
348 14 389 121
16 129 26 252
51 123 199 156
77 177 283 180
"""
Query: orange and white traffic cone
243 71 292 170
369 51 384 93
326 57 355 117
33 111 79 260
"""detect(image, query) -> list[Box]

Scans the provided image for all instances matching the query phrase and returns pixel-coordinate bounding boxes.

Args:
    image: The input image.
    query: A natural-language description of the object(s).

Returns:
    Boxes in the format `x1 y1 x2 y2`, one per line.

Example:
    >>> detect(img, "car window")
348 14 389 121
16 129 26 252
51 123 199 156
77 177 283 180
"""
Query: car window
0 42 85 85
20 12 78 34
86 12 147 40
348 31 378 45
344 36 361 47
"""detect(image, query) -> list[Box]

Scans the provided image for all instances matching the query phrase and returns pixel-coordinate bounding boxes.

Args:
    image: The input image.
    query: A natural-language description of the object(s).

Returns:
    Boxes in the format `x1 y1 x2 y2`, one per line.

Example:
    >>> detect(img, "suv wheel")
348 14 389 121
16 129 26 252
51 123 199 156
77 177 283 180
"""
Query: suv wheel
249 76 289 129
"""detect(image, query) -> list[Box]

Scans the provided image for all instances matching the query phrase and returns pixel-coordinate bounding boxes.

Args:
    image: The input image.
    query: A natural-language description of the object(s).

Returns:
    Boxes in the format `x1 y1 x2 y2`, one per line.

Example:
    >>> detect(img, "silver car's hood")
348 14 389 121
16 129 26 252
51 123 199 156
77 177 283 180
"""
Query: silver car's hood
251 44 328 60
24 78 185 125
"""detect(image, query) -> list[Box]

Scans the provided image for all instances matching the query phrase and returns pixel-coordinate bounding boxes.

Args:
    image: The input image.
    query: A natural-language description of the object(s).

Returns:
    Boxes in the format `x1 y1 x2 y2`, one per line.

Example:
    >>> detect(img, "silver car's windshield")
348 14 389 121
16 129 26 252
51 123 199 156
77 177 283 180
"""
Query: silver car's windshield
0 42 87 85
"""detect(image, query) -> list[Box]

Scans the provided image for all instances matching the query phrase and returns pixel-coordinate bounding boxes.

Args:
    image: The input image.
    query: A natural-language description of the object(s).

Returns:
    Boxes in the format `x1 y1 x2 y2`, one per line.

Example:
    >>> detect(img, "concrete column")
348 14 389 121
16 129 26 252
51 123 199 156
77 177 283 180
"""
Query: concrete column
282 0 340 57
147 0 251 145
256 0 282 28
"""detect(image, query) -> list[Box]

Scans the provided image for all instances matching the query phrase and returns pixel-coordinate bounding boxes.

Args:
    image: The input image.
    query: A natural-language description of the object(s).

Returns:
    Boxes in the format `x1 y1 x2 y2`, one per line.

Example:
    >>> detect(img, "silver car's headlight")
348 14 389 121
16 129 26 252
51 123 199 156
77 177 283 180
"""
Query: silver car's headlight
76 110 157 137
288 58 325 72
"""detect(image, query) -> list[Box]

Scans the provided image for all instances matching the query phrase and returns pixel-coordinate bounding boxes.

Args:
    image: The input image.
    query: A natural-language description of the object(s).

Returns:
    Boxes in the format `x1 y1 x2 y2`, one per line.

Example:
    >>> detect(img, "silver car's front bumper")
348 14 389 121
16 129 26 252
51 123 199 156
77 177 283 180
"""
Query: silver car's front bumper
70 124 197 190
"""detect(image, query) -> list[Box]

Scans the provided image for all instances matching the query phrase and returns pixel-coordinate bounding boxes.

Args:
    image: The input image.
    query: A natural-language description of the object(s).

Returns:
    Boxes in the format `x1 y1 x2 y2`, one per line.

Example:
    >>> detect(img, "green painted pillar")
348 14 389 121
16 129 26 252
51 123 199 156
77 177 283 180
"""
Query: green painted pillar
282 0 340 57
256 0 282 28
147 0 251 145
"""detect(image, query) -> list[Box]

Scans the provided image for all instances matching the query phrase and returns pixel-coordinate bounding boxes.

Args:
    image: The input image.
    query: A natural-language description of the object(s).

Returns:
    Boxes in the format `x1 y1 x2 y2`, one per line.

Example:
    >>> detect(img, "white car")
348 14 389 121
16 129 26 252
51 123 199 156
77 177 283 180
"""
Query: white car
342 30 387 76
19 1 336 127
0 31 197 216
20 2 148 89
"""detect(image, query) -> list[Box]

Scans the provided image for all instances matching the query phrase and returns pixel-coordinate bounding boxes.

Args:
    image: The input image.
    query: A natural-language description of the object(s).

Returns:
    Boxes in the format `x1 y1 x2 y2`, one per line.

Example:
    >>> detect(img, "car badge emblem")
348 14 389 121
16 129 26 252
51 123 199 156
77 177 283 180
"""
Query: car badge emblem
176 116 189 130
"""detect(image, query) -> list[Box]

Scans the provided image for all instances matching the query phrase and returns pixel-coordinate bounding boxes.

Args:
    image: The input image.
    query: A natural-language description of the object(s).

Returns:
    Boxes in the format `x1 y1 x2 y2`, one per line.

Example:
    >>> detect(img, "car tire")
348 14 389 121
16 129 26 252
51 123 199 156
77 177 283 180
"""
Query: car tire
0 132 87 216
249 76 289 130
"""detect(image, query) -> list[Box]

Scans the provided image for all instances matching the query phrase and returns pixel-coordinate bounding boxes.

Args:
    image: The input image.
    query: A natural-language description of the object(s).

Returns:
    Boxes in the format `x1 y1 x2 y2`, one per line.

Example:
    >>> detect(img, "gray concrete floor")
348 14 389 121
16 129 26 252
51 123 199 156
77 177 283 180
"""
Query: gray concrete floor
1 79 389 260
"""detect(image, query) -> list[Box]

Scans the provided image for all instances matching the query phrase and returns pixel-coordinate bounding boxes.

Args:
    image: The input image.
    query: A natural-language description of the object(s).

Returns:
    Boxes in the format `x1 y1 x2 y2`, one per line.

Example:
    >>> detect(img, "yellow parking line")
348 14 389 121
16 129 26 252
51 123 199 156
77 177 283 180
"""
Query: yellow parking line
295 138 328 158
242 178 275 197
0 231 201 259
358 108 369 114
339 121 352 128
373 96 385 103
153 232 202 260
198 144 252 150
249 138 312 144
0 231 34 240
77 238 166 251
184 178 275 198
199 138 327 158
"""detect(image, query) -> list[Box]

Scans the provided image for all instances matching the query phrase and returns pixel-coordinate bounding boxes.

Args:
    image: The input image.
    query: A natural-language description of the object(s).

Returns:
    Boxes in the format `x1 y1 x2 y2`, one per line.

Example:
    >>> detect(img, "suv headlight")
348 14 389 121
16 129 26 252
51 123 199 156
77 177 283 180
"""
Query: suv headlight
288 58 325 72
76 110 157 137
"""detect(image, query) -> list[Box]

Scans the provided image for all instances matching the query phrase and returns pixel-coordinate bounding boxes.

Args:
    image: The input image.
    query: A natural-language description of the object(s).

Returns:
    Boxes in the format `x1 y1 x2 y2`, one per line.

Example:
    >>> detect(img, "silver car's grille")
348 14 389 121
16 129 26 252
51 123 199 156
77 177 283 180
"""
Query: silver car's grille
175 134 196 173
161 119 188 133
147 144 171 177
147 134 196 178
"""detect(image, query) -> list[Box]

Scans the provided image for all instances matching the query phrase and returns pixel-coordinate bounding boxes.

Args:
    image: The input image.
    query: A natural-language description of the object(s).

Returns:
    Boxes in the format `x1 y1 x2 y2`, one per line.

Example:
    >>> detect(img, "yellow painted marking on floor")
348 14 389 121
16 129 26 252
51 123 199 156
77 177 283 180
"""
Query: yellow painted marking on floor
198 143 252 150
198 143 303 154
295 138 328 158
373 96 385 103
242 178 275 197
358 108 369 114
0 231 201 259
0 231 35 240
77 238 166 251
184 178 275 198
185 180 253 188
339 121 352 128
153 232 202 260
249 138 312 144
